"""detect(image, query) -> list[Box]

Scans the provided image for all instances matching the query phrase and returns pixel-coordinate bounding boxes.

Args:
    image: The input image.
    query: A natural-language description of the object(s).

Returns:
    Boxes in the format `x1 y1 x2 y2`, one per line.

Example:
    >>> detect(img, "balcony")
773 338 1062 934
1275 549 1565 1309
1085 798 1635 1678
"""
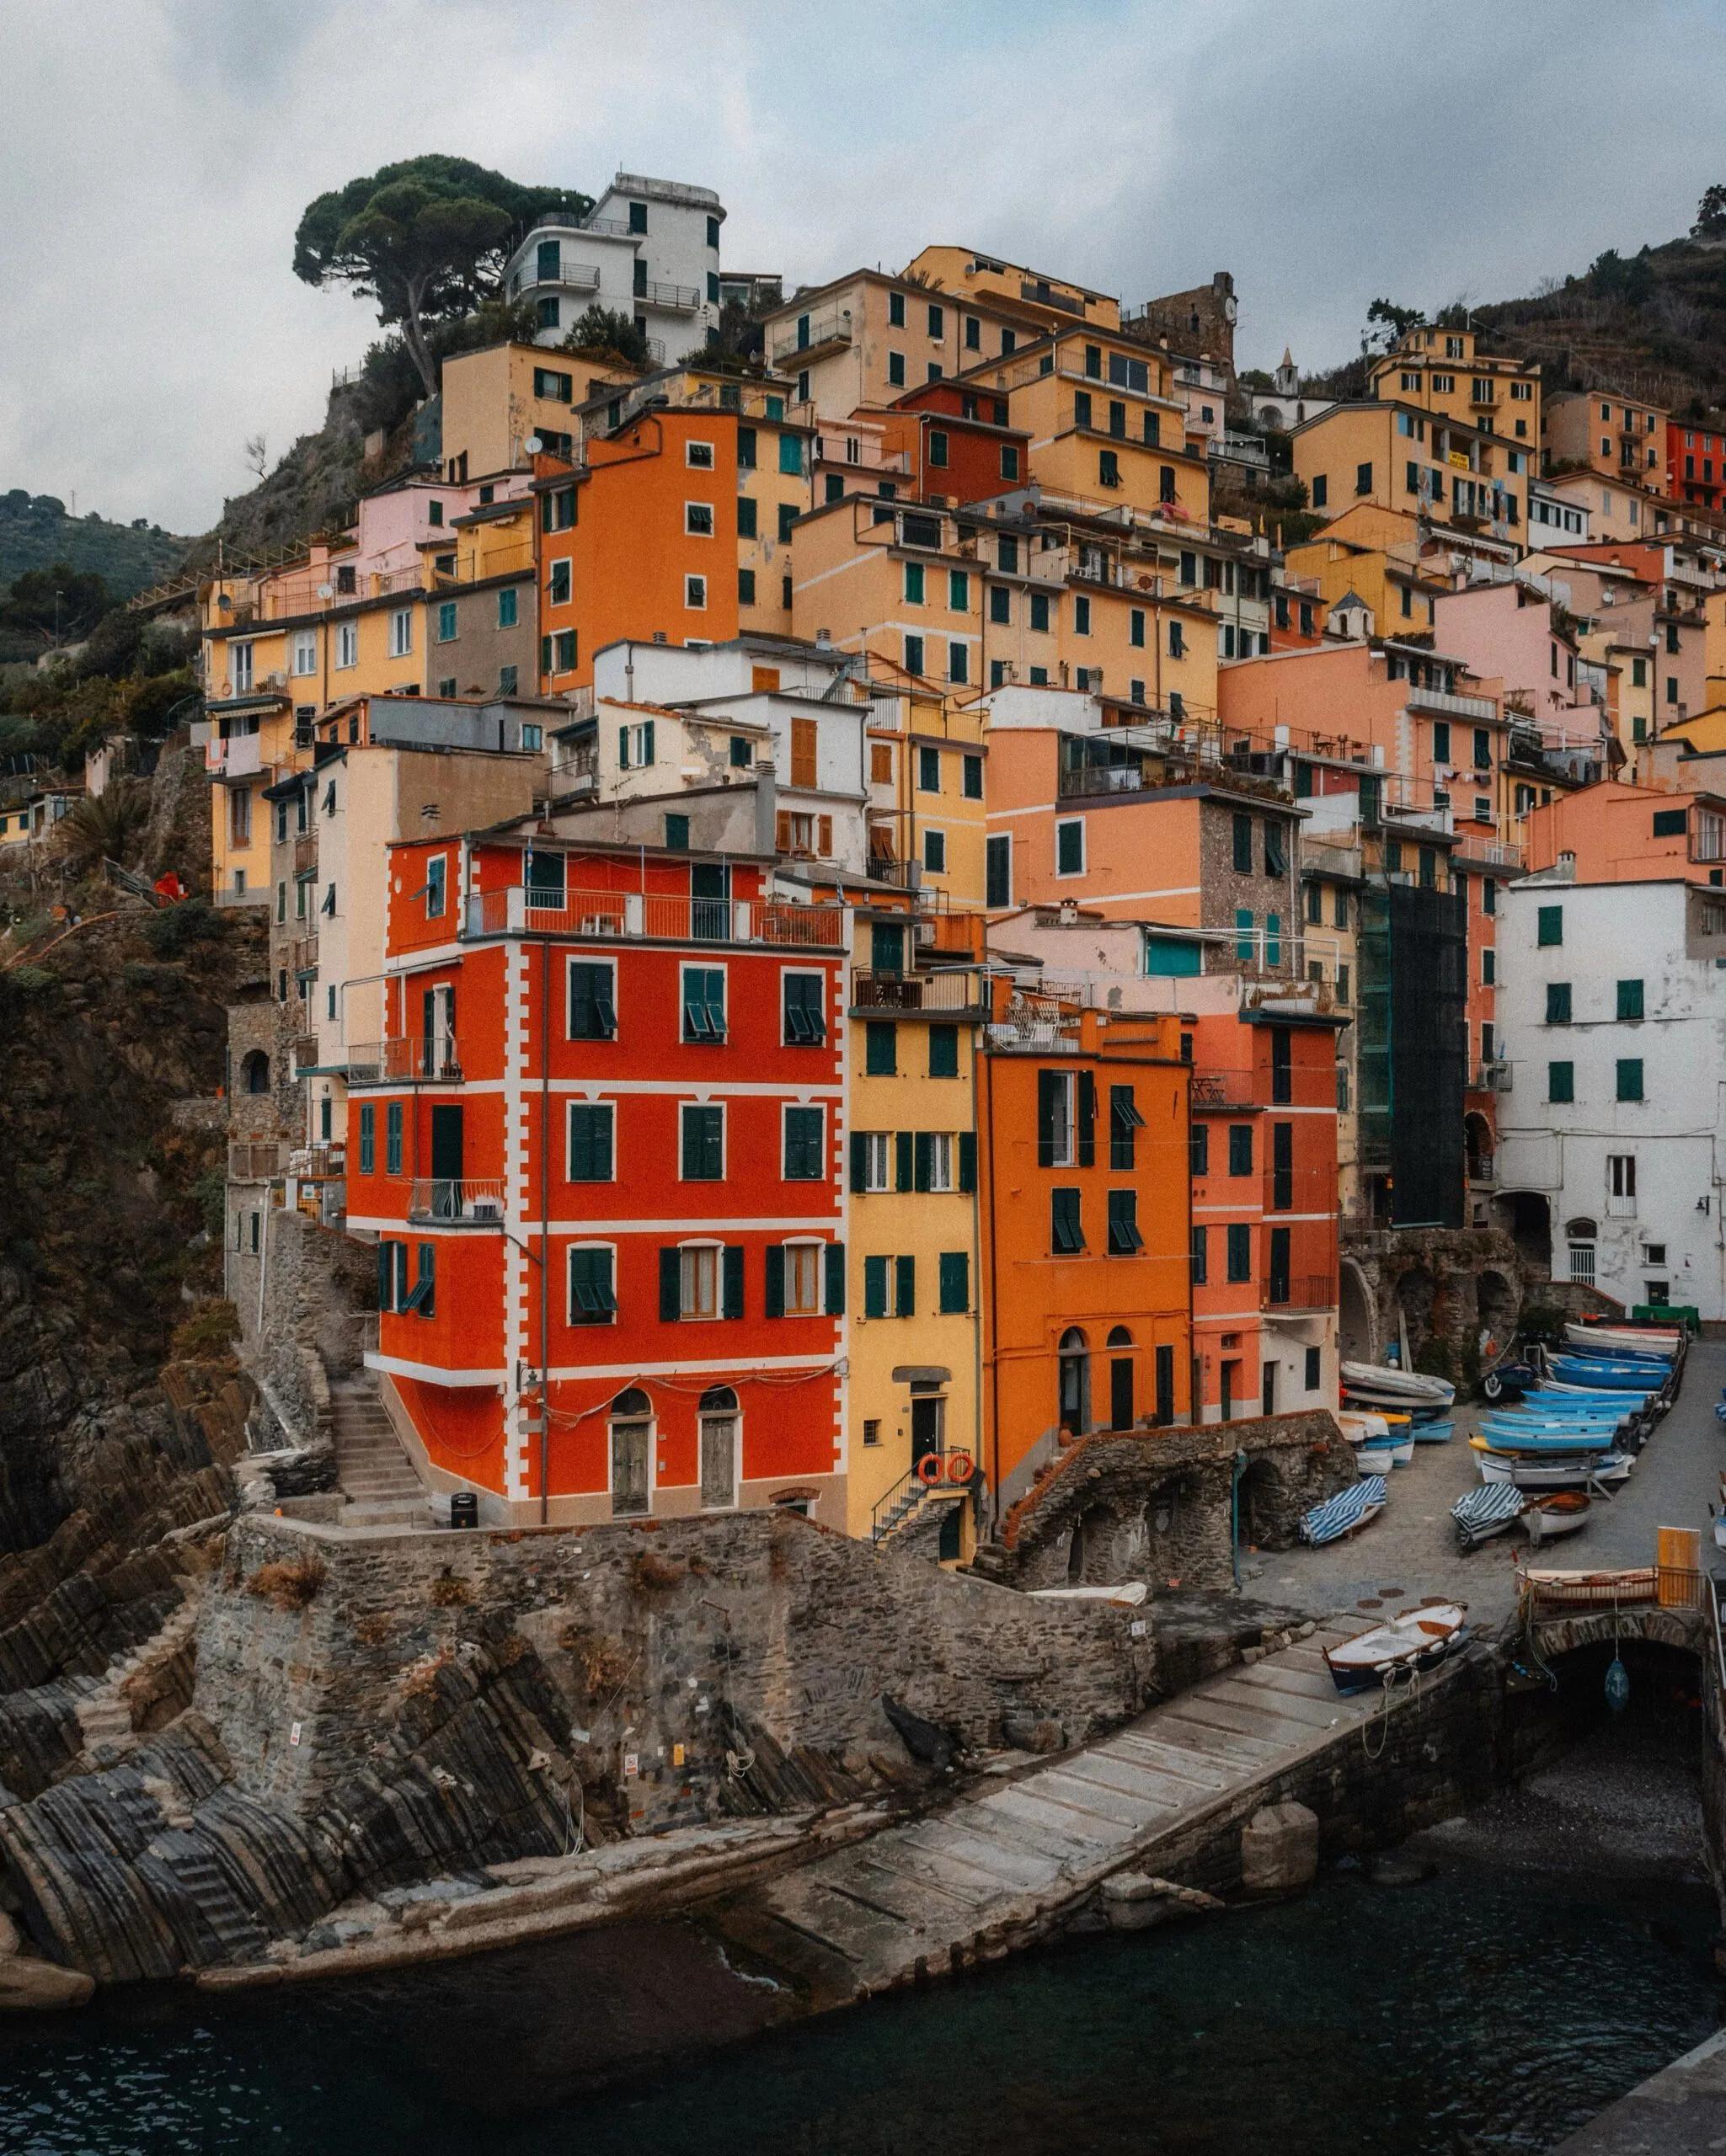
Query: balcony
771 309 853 366
550 750 598 794
228 1140 284 1182
206 732 265 780
1472 1061 1513 1092
1020 278 1087 318
851 968 984 1015
1405 685 1499 723
865 854 922 889
408 1178 505 1225
986 992 1080 1054
1190 1071 1258 1110
289 1142 346 1180
291 1033 321 1076
462 885 845 949
532 262 601 294
1452 831 1524 870
288 934 318 976
347 1037 462 1086
292 832 317 876
639 279 700 312
1262 1273 1335 1314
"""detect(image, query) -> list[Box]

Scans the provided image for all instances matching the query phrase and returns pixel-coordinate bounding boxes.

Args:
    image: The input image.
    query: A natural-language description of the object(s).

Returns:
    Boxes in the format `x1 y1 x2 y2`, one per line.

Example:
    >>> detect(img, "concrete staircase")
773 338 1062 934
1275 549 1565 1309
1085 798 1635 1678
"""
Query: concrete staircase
73 1595 203 1765
332 1376 431 1530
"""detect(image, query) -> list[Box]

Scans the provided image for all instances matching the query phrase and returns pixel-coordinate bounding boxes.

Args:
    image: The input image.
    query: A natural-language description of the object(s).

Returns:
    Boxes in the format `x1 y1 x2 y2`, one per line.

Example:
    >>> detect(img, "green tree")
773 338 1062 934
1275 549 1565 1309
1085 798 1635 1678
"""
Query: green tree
54 778 149 874
1364 297 1424 352
563 305 652 368
1694 184 1726 240
293 156 591 398
0 563 110 648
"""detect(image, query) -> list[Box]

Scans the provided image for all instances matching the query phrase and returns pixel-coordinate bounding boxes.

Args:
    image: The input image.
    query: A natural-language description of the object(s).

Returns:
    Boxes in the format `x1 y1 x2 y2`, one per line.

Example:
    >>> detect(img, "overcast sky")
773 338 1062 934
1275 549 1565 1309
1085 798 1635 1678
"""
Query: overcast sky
3 0 1723 536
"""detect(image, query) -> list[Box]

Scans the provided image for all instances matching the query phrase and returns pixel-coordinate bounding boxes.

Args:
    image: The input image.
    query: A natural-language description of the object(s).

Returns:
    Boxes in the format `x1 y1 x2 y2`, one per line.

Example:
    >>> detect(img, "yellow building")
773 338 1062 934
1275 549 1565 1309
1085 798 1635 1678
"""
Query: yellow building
1370 325 1540 446
843 911 986 1561
905 244 1121 335
863 686 990 907
761 270 1029 424
1291 401 1532 541
1285 506 1440 638
440 340 647 483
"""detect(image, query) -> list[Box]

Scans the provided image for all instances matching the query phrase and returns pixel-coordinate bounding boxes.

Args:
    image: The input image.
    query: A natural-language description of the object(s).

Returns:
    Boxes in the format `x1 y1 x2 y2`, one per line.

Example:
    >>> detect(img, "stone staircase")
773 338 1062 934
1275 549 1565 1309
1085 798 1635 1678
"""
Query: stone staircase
72 1594 203 1765
332 1376 431 1530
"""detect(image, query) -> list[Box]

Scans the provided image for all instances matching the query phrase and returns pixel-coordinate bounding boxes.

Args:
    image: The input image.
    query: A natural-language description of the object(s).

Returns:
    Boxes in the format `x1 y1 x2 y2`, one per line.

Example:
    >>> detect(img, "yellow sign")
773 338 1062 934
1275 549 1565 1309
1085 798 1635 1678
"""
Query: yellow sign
1448 450 1470 470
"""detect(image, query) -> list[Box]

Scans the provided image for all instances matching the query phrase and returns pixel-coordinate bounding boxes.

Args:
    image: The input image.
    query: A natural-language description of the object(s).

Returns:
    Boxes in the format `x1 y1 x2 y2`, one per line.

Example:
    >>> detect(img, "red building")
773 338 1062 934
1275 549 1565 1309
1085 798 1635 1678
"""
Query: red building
876 381 1033 504
350 829 850 1526
1669 419 1726 512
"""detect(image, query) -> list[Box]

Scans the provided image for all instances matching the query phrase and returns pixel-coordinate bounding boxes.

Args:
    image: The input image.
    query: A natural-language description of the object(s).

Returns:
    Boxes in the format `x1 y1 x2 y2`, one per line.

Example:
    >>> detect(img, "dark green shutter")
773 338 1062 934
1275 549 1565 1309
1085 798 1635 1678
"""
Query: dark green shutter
850 1131 870 1191
824 1241 845 1315
863 1255 889 1318
895 1254 916 1317
765 1246 785 1317
660 1246 681 1321
938 1251 968 1313
723 1244 744 1319
958 1130 976 1192
913 1131 933 1192
1037 1070 1060 1165
895 1130 914 1192
642 719 655 765
377 1241 394 1312
1077 1070 1096 1166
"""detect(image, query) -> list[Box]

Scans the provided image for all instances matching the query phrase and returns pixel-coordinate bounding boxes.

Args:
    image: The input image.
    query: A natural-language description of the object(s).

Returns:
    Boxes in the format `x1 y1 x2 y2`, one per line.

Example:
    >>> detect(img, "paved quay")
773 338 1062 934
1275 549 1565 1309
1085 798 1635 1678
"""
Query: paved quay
1255 1340 1725 1633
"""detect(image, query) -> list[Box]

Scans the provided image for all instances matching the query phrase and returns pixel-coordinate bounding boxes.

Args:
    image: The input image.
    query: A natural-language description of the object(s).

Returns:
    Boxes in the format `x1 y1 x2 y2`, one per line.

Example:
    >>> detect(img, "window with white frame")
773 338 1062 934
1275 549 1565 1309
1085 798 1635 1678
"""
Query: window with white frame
685 502 714 536
783 1241 820 1315
231 642 254 693
859 1132 890 1191
388 608 413 658
686 440 715 469
680 1242 721 1319
685 574 708 610
336 621 358 670
620 720 655 768
291 630 317 676
927 1132 954 1191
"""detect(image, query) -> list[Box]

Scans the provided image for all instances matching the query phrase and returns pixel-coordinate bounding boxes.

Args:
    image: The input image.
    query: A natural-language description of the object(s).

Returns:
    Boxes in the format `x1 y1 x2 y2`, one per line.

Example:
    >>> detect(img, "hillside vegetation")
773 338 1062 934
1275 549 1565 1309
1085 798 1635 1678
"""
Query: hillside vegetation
0 492 186 600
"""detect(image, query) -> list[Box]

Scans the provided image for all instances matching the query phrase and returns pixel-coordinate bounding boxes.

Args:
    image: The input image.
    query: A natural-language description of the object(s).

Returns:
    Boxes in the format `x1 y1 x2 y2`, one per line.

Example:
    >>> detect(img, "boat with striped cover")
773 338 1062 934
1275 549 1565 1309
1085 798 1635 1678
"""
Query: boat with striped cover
1299 1475 1387 1546
1452 1482 1526 1550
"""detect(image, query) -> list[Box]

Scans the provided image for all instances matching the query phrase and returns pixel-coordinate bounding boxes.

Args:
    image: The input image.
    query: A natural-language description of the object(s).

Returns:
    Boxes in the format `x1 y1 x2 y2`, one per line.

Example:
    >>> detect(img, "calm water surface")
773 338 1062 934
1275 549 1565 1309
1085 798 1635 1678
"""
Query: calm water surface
0 1851 1717 2156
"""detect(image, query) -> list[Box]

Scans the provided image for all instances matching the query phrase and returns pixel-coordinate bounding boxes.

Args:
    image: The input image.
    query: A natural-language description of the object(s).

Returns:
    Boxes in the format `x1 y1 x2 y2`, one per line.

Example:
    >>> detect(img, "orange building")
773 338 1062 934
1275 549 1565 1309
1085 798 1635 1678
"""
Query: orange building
874 380 1032 504
1520 777 1726 887
976 982 1192 1502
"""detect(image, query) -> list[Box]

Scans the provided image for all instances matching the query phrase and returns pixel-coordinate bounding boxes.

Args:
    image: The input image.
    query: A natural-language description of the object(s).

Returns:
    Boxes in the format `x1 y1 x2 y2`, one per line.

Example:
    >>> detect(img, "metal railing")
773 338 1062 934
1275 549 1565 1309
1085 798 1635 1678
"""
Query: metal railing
1406 685 1499 723
408 1178 506 1224
347 1037 462 1086
549 752 599 792
851 968 983 1013
1020 279 1087 316
292 833 317 876
986 992 1080 1053
462 886 845 948
289 1142 345 1180
639 278 700 312
771 308 854 364
288 934 318 975
228 1141 285 1182
1190 1071 1257 1108
1263 1273 1335 1313
529 262 601 293
291 1033 321 1075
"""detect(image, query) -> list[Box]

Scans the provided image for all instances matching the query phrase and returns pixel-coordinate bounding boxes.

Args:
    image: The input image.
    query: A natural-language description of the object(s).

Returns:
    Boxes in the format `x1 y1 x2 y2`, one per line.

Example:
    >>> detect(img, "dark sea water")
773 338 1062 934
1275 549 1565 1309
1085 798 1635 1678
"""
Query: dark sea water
0 1851 1717 2156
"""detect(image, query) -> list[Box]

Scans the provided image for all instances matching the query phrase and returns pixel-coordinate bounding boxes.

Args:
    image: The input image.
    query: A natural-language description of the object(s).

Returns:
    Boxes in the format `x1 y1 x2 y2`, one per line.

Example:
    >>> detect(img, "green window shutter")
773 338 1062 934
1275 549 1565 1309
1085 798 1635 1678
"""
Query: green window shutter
1616 1058 1643 1102
938 1251 969 1314
642 720 655 766
358 1105 375 1174
1036 1070 1061 1166
895 1130 914 1192
1549 1061 1574 1103
1232 814 1253 872
863 1255 889 1318
866 1021 896 1075
386 1102 403 1176
1051 1188 1084 1252
1235 907 1254 962
913 1131 933 1192
1537 905 1563 947
850 1131 870 1192
1228 1124 1253 1176
764 1245 785 1318
1191 1225 1207 1284
723 1244 745 1320
1546 982 1571 1025
376 1241 395 1312
1616 978 1643 1020
824 1241 845 1315
958 1130 976 1193
617 724 630 769
894 1254 916 1317
1077 1070 1096 1166
1226 1223 1252 1281
660 1247 681 1321
394 1244 410 1309
928 1024 959 1077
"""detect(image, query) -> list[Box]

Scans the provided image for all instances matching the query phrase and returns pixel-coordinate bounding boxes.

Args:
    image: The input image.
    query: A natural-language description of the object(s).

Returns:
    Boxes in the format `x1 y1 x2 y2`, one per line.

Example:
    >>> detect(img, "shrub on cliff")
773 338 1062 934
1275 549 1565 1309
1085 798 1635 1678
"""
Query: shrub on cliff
245 1556 327 1611
170 1299 239 1360
141 898 222 958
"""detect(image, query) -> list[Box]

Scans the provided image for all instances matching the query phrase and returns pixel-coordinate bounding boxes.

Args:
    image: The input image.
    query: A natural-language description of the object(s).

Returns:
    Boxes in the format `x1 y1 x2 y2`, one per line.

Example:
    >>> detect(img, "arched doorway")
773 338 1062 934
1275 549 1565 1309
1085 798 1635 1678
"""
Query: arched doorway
240 1049 270 1094
608 1387 652 1518
697 1385 738 1510
1477 1268 1518 1358
1563 1217 1599 1289
1107 1326 1134 1430
1502 1190 1552 1273
1339 1260 1376 1362
1238 1457 1284 1550
1058 1328 1091 1434
1395 1266 1437 1361
1464 1111 1494 1184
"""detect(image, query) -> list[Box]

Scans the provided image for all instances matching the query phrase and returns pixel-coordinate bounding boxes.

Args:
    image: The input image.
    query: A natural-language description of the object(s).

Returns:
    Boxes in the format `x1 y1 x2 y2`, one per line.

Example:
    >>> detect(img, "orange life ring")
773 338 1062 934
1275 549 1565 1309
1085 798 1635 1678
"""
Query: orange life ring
945 1450 975 1485
916 1454 944 1486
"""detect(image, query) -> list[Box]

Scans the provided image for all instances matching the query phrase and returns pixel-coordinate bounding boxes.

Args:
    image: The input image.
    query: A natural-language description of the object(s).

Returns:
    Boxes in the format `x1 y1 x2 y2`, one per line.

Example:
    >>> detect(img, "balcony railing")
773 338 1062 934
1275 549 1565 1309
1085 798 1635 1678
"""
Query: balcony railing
532 262 601 294
292 832 317 876
1190 1071 1258 1110
347 1037 462 1086
288 934 318 975
206 732 265 779
228 1140 285 1182
866 853 922 889
408 1178 506 1225
549 751 598 793
851 968 983 1014
291 1033 321 1076
986 993 1080 1053
462 886 845 948
639 279 700 312
1452 831 1524 869
1406 685 1499 723
1262 1273 1335 1313
289 1143 345 1180
770 309 853 365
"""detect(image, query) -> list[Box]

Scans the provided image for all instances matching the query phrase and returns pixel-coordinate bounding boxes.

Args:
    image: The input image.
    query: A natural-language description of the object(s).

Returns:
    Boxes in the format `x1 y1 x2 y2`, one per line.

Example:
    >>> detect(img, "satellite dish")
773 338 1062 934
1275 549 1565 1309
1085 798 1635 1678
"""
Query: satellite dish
525 435 544 454
316 583 333 600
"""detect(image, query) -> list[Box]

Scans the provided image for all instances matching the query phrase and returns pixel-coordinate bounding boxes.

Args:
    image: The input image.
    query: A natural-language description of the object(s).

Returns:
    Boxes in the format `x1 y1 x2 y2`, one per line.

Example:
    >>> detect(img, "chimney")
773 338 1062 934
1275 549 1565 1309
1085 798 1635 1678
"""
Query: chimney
754 760 778 857
815 627 832 650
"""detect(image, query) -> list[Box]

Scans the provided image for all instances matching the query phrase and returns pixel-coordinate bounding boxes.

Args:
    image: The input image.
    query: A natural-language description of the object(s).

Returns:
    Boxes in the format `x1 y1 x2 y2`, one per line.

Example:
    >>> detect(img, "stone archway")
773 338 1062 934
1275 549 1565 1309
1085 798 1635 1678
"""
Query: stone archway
1478 1267 1518 1357
1500 1190 1552 1274
1395 1266 1437 1360
1339 1260 1376 1362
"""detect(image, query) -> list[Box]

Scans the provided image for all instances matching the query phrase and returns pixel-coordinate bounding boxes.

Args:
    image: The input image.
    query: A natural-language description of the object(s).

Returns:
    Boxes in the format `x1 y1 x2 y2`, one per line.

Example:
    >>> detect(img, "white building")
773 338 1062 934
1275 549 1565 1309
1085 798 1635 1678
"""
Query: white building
504 172 724 363
1496 867 1726 1319
1245 351 1334 435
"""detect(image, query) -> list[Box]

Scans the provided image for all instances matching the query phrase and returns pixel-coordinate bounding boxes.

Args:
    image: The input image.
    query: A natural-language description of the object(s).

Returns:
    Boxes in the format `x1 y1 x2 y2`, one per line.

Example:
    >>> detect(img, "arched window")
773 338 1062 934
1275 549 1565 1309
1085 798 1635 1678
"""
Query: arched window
1107 1326 1134 1348
698 1385 737 1412
1058 1327 1091 1433
240 1049 270 1094
1564 1218 1598 1288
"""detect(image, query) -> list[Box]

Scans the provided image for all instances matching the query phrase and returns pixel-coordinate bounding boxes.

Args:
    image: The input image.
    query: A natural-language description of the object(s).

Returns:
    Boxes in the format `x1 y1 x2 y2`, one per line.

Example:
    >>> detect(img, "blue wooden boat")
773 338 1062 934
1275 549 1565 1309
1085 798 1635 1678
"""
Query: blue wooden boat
1299 1476 1387 1546
1477 1422 1615 1454
1547 1360 1663 1391
1411 1419 1455 1444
